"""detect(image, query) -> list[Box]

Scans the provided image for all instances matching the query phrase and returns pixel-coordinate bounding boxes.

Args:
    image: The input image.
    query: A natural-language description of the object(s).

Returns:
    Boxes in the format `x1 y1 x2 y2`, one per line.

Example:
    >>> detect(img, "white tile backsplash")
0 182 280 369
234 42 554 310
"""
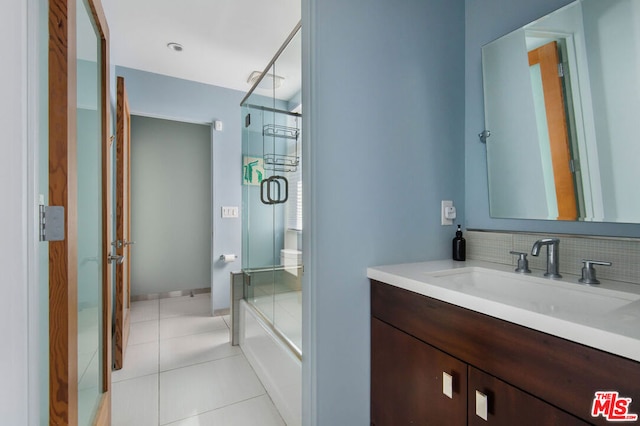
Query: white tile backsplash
467 230 640 285
466 231 512 264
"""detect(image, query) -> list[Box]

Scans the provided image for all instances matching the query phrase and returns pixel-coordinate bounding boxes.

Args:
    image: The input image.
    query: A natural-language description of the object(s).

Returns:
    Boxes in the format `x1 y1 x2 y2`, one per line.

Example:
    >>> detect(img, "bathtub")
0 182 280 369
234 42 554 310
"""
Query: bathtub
239 299 302 425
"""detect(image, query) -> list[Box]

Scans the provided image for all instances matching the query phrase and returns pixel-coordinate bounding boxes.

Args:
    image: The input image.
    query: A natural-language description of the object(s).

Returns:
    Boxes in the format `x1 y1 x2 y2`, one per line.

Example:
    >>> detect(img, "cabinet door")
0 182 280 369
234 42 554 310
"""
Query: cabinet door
468 367 589 426
371 318 466 426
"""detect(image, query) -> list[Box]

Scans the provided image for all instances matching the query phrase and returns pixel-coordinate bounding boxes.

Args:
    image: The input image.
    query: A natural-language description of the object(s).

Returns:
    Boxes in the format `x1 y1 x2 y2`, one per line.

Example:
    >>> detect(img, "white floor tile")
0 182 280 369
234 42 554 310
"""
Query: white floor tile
111 374 159 426
130 299 159 323
162 395 285 426
160 328 241 372
158 355 265 425
113 292 288 426
159 315 227 340
112 340 159 382
160 294 212 319
128 319 159 346
222 315 231 329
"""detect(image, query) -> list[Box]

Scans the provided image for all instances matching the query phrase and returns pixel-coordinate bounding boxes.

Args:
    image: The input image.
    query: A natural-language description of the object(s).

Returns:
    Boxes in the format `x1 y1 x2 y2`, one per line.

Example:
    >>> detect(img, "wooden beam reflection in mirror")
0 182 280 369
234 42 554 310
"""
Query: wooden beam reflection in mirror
528 42 578 221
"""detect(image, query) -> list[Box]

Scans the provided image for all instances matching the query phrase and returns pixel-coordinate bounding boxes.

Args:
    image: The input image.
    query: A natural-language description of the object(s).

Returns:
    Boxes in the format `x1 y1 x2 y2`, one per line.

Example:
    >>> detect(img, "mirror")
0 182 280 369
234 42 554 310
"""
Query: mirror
482 0 640 223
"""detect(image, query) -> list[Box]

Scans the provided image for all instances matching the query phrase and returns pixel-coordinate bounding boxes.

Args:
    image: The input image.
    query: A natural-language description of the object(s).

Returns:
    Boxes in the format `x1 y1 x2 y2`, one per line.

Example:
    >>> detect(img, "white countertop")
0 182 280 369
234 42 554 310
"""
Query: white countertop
368 259 640 363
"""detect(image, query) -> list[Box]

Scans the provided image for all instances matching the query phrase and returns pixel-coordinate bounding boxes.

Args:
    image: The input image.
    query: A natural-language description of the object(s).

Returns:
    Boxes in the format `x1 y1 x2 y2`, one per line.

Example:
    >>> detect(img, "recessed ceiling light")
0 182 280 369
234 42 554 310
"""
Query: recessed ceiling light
167 42 183 52
247 71 285 89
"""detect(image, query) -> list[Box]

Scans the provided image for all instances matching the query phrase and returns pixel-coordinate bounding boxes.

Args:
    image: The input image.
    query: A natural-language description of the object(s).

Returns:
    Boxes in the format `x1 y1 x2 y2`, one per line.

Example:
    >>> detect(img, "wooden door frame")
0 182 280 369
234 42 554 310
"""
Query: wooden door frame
528 41 578 220
114 75 132 370
49 0 111 423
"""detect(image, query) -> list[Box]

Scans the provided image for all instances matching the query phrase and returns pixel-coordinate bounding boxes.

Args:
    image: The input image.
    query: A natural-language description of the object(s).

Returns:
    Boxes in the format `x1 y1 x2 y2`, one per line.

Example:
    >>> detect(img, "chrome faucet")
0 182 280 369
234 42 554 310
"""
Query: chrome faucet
531 238 562 278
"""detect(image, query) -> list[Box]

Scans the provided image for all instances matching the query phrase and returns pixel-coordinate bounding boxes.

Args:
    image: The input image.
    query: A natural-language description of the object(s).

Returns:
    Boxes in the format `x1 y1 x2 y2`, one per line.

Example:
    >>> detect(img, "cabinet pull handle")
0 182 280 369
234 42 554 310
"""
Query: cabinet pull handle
442 372 453 399
475 390 488 421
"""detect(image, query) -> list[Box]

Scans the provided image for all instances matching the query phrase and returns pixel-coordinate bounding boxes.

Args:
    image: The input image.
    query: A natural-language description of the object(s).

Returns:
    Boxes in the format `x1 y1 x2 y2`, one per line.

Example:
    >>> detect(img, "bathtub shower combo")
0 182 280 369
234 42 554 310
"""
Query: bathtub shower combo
237 22 302 426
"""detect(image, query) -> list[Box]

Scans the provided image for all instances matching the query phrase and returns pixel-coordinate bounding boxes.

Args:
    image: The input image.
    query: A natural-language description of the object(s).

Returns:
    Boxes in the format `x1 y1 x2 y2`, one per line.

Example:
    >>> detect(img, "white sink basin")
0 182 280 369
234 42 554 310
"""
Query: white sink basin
368 260 640 361
425 267 640 319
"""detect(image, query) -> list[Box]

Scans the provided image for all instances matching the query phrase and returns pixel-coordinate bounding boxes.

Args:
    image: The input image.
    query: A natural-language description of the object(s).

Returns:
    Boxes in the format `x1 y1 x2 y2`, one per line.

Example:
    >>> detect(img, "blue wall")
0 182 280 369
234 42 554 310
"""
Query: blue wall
464 0 640 238
115 66 244 311
303 0 465 423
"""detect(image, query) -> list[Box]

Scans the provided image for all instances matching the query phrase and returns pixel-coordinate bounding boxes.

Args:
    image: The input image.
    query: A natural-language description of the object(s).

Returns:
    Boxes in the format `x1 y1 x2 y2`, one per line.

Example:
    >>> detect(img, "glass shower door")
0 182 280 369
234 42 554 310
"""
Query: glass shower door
242 104 277 324
241 24 302 355
241 99 302 354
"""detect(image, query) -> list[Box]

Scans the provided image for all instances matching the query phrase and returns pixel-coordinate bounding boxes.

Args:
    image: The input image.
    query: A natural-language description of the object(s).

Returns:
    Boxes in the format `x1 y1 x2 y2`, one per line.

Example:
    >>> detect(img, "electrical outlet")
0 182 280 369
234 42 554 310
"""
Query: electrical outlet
441 200 454 225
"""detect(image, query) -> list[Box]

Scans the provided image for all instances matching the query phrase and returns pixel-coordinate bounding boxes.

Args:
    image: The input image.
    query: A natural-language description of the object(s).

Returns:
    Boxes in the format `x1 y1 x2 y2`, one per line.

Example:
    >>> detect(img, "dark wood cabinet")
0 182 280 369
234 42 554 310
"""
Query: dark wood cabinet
371 318 466 426
467 366 587 425
371 279 640 426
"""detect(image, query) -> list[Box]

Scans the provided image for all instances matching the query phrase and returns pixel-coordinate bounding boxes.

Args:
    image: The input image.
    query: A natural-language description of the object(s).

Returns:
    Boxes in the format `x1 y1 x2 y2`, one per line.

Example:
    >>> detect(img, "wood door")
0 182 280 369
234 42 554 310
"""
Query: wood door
371 318 467 426
49 0 111 423
48 1 78 420
528 41 578 220
114 76 132 370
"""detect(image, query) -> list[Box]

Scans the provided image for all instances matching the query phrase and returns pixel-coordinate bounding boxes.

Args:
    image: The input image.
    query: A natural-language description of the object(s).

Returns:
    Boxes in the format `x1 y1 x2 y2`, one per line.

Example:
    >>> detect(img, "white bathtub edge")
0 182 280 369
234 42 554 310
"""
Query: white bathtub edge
239 299 302 426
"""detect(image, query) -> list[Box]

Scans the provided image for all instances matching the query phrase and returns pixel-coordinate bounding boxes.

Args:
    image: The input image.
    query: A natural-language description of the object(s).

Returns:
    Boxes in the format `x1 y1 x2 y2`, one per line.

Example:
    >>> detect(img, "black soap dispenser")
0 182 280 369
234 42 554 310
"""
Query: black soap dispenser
452 225 466 261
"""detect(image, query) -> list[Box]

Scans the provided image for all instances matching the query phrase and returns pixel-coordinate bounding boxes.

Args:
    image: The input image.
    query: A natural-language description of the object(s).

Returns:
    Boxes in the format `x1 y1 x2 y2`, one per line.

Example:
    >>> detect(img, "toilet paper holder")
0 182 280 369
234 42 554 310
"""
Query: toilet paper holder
219 254 237 263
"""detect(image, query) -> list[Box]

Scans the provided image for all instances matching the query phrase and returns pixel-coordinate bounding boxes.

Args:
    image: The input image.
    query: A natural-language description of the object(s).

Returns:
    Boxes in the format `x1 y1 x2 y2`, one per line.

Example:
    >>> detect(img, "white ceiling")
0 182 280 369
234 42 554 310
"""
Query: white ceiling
101 0 301 100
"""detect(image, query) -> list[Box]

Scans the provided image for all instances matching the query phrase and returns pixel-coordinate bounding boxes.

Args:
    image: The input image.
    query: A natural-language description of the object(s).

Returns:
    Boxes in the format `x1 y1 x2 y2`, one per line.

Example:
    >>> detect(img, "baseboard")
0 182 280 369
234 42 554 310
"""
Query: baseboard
130 287 210 302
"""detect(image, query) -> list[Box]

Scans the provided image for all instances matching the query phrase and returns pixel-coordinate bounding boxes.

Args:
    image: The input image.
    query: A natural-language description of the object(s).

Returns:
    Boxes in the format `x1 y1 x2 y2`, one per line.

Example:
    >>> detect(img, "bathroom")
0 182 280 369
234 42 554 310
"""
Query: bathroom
304 0 640 424
3 0 640 424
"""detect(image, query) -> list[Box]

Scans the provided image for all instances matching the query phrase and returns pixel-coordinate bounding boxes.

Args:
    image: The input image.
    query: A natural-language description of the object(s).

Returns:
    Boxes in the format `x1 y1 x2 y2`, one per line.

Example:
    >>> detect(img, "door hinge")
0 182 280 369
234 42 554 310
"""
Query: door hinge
39 205 65 242
558 63 565 78
570 158 580 173
245 113 251 128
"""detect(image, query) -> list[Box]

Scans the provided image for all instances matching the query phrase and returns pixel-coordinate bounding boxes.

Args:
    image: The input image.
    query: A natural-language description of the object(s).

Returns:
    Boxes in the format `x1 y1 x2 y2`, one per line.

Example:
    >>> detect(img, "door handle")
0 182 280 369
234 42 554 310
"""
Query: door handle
475 390 488 421
108 255 125 265
260 178 271 204
442 372 453 399
124 240 135 246
260 176 289 205
267 177 282 204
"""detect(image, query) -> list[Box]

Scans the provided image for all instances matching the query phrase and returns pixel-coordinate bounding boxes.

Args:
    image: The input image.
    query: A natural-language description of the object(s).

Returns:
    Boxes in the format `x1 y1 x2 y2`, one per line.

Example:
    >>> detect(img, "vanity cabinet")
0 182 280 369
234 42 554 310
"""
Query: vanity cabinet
371 318 467 425
466 366 587 425
370 280 640 426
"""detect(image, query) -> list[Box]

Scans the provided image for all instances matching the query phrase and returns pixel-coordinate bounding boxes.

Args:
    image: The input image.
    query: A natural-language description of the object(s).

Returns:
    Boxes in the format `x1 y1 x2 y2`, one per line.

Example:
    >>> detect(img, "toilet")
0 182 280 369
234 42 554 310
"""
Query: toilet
280 249 302 276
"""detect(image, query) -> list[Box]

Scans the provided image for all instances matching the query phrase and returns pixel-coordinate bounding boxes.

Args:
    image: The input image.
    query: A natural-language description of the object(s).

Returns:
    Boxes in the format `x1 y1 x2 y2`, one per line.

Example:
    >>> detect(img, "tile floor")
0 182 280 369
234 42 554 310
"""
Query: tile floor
111 293 286 426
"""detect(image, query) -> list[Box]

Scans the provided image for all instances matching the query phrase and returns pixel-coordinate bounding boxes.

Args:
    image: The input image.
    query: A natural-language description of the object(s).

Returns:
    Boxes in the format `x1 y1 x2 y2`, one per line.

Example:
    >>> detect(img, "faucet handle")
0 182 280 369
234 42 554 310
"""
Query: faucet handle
578 259 612 285
510 251 531 274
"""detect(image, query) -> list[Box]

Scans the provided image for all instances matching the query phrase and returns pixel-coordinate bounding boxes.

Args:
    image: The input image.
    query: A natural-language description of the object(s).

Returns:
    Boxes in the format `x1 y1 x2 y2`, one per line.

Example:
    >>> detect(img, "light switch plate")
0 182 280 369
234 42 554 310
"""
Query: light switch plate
441 200 454 225
221 206 239 218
